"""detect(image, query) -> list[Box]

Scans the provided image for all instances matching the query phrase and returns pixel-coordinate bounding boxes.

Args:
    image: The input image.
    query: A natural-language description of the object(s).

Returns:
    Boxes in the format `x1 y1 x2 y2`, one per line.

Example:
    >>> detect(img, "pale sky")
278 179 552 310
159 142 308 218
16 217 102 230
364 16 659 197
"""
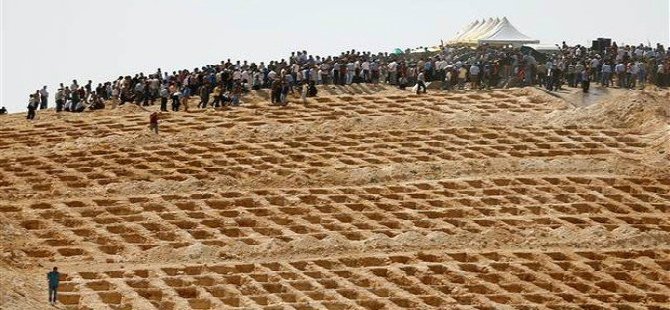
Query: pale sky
1 0 668 112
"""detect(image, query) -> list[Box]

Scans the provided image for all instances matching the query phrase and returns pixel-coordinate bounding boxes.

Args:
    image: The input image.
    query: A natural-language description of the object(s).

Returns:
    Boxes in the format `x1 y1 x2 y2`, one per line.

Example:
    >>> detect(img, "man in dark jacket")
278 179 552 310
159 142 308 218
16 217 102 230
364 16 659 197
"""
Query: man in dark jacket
47 267 60 305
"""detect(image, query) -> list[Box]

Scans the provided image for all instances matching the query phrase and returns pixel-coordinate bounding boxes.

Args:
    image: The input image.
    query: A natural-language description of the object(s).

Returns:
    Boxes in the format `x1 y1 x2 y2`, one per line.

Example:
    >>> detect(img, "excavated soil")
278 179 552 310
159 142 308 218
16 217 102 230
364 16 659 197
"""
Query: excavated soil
1 84 669 309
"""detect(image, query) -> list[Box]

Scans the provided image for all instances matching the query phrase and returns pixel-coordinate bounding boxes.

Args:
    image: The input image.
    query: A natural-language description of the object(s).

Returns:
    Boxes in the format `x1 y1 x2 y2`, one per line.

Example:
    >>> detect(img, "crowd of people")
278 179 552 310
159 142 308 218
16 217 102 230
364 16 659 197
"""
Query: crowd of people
22 40 669 120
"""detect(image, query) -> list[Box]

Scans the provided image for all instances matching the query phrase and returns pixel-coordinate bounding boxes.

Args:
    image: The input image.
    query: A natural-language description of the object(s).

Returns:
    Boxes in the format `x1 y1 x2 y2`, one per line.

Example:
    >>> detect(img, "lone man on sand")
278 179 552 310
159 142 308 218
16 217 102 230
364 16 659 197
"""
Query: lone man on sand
149 112 159 134
47 267 60 305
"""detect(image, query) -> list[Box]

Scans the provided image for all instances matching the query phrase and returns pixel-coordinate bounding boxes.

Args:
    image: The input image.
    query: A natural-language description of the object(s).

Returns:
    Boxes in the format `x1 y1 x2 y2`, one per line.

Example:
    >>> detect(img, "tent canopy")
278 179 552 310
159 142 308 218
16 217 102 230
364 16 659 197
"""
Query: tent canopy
449 17 539 46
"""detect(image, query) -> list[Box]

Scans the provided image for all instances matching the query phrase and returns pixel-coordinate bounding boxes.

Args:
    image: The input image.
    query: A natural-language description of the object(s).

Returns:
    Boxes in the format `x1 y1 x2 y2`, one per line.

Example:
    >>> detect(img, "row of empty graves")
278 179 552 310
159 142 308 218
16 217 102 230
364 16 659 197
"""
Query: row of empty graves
0 90 562 150
51 249 670 309
4 175 668 261
0 126 649 194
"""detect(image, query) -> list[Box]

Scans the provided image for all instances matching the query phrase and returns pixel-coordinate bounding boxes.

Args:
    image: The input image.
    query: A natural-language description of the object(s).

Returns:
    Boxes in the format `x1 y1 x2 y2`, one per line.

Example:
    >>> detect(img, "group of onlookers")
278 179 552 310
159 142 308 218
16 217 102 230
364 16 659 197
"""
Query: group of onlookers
22 40 669 119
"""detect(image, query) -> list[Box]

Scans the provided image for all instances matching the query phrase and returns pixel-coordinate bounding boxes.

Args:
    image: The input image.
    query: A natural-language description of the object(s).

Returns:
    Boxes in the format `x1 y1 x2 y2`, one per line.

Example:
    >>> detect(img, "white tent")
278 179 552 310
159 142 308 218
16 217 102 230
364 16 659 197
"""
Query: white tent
465 17 501 44
449 17 539 46
450 20 479 42
459 19 489 42
478 17 539 46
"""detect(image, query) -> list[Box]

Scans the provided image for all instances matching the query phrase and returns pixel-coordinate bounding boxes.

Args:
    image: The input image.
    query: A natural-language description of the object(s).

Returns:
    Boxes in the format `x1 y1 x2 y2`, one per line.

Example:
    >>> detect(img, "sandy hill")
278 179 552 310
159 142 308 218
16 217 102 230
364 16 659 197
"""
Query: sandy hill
1 84 669 310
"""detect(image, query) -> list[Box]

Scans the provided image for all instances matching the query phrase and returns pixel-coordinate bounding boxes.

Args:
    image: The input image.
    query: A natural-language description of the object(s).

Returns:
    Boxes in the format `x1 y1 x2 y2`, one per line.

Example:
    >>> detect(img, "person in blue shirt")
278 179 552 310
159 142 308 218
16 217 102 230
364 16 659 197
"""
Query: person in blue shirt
47 267 60 305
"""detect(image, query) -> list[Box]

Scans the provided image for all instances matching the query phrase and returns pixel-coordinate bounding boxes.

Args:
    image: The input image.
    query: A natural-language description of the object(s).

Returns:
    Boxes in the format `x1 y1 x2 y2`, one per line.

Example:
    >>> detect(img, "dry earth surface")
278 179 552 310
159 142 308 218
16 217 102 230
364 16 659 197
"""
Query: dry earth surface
1 84 669 309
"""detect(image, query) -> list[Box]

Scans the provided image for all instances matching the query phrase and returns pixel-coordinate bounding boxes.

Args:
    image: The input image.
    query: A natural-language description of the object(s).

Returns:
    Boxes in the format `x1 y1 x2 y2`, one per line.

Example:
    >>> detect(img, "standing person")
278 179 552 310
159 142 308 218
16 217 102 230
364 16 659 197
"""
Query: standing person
469 63 481 90
27 94 37 120
34 90 42 109
47 267 60 305
443 67 452 90
300 81 307 102
346 60 355 85
581 68 591 93
361 59 370 83
181 84 191 112
332 61 341 86
159 84 169 112
458 65 467 89
198 83 210 109
110 85 120 109
637 61 646 89
211 84 223 107
55 88 64 112
388 60 398 85
601 62 612 87
615 62 626 88
39 86 49 109
230 82 242 106
170 83 180 112
280 80 290 105
70 87 80 111
271 79 282 105
85 80 93 98
416 70 427 94
149 112 159 134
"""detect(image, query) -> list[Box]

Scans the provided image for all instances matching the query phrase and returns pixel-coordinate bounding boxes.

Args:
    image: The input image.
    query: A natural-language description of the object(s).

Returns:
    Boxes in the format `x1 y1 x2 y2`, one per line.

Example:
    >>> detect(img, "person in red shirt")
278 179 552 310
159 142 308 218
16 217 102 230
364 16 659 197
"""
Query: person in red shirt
149 112 159 134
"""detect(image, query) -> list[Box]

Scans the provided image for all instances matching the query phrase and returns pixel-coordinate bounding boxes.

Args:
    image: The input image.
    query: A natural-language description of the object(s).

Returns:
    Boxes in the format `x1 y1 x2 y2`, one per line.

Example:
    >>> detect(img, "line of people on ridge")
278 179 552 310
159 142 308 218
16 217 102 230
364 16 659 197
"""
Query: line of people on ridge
22 41 670 120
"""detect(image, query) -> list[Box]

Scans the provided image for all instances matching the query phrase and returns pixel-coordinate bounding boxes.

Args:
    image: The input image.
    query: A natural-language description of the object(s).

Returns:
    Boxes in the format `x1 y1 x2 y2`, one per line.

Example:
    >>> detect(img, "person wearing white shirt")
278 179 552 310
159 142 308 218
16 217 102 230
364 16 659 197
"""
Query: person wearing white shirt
241 70 250 83
629 63 640 89
589 57 600 81
267 70 277 82
636 61 646 88
346 62 355 85
388 61 398 85
614 63 626 88
292 63 300 77
232 70 242 81
320 63 330 84
469 64 481 89
416 71 426 94
361 61 370 82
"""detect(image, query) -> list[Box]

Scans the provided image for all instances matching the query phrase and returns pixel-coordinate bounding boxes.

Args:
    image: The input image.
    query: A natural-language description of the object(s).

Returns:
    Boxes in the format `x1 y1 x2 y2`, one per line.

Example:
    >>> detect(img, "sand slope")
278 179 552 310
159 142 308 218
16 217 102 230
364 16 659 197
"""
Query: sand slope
1 84 669 309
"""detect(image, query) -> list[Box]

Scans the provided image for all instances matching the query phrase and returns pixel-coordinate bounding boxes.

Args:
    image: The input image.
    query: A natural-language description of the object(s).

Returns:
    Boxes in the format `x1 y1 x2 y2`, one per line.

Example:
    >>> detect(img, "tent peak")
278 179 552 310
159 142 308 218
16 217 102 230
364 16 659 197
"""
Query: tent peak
449 17 539 46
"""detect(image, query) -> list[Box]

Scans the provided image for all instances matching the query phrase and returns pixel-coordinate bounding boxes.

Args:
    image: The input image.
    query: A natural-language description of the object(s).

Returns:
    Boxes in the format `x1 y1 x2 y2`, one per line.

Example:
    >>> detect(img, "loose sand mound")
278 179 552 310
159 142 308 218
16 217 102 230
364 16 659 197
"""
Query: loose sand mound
548 89 670 130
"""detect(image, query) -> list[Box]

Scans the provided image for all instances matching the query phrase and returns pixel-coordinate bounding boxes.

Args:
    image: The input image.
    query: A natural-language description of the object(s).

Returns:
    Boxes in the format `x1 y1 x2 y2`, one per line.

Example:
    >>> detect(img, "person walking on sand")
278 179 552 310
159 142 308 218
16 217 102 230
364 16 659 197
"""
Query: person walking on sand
149 112 159 134
47 267 60 305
